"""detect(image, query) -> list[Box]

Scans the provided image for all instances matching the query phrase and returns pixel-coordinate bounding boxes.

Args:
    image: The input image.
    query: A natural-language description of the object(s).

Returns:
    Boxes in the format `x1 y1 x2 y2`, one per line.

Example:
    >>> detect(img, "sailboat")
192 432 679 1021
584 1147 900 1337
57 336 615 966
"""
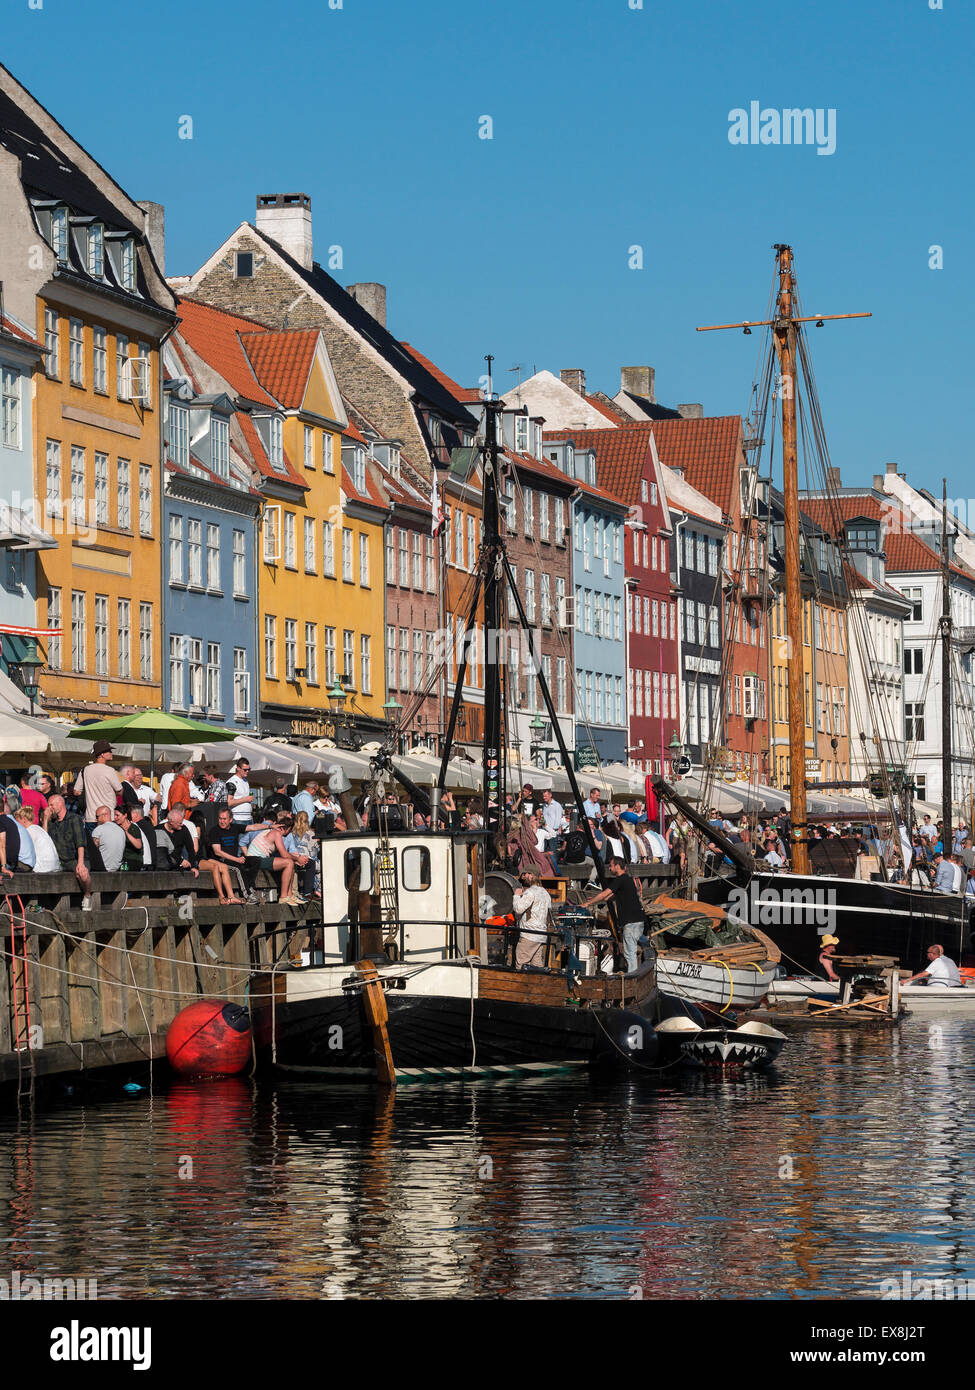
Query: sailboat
653 245 971 977
250 384 680 1082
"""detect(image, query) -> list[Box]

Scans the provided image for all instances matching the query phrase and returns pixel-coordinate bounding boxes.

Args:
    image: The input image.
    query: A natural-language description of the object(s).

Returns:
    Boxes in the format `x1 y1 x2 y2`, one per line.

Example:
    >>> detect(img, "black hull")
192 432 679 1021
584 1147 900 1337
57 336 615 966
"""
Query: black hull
254 989 663 1076
698 872 972 975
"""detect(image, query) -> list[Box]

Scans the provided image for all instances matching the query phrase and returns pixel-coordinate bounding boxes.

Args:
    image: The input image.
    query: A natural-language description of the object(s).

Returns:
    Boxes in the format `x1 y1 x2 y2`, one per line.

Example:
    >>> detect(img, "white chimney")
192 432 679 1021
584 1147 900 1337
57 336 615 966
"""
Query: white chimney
256 193 313 270
346 283 387 328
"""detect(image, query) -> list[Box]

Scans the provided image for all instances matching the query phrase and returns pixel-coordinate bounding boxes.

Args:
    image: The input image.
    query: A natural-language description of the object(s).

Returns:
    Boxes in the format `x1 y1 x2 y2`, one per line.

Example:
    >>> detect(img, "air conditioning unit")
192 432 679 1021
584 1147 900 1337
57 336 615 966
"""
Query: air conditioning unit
742 674 757 719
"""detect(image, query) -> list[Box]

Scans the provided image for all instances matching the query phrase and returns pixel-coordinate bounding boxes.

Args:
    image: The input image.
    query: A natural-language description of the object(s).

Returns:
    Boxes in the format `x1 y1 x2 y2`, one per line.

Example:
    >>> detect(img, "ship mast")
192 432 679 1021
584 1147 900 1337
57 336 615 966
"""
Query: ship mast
698 245 869 875
940 477 953 854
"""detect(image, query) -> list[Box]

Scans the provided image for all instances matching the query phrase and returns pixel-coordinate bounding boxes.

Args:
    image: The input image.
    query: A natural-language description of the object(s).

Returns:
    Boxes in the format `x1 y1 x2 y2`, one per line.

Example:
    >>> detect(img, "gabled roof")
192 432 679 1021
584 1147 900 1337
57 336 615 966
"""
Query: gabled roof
644 417 744 514
884 531 975 583
176 299 278 408
235 411 305 490
400 342 482 406
0 312 43 352
584 393 627 423
618 391 682 421
220 226 478 428
799 492 888 536
239 329 320 410
543 425 653 504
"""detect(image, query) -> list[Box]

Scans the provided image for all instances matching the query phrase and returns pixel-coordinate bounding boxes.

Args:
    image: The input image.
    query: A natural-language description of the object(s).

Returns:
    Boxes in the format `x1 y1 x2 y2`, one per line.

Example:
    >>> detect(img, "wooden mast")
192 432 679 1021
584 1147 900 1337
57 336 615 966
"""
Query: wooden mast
697 246 869 877
773 244 810 874
940 477 953 854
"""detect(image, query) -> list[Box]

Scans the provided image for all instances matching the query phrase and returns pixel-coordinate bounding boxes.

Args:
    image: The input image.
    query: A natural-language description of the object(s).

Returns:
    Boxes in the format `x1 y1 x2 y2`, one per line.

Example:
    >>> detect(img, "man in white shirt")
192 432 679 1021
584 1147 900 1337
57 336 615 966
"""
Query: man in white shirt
583 788 602 823
902 944 963 988
918 814 938 845
14 806 60 873
91 804 126 872
511 871 552 969
539 789 564 867
226 757 254 825
641 821 670 863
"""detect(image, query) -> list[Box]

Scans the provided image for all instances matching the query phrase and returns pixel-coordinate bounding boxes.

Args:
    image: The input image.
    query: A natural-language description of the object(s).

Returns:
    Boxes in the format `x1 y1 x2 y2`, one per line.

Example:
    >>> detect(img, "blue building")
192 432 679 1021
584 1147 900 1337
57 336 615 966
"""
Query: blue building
0 307 56 685
160 369 260 731
542 436 629 764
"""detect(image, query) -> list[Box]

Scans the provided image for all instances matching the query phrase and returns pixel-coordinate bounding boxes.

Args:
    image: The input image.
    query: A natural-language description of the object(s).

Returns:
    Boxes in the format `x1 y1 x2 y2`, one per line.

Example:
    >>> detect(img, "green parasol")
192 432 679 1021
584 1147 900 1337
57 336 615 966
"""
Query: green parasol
67 710 239 784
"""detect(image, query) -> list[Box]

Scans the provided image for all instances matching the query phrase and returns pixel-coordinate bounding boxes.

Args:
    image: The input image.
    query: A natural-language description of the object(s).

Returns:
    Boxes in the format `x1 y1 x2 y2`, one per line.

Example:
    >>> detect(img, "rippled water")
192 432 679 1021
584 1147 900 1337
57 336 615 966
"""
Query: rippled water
1 1015 974 1300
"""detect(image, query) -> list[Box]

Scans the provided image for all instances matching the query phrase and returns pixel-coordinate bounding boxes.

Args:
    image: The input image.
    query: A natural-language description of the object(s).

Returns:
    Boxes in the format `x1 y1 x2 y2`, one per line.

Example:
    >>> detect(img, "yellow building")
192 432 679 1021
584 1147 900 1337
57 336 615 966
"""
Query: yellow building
0 66 176 717
175 301 388 738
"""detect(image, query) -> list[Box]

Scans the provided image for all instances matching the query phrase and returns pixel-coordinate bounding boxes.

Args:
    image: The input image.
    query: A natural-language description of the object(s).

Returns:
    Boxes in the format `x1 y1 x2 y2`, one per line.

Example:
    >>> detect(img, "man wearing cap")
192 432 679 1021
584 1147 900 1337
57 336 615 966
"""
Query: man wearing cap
819 934 841 982
73 742 123 826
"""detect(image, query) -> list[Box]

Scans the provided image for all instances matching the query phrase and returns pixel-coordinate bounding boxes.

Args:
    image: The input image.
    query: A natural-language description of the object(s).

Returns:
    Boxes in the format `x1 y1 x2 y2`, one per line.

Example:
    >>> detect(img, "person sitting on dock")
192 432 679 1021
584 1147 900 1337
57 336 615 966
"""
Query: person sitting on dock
818 934 841 982
511 870 553 969
901 944 963 988
244 821 300 905
155 803 200 878
13 805 60 874
116 804 154 870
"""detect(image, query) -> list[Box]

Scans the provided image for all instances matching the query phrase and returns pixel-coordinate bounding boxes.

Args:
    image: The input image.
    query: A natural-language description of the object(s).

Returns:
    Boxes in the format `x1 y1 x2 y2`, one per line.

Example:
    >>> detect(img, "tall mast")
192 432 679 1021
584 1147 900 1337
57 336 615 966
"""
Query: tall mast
940 477 953 854
481 357 505 846
697 246 869 877
773 244 810 874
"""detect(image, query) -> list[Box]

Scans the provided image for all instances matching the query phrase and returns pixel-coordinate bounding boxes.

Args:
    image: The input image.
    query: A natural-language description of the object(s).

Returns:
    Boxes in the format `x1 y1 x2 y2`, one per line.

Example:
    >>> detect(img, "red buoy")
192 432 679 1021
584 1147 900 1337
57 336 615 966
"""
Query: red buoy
166 1000 252 1076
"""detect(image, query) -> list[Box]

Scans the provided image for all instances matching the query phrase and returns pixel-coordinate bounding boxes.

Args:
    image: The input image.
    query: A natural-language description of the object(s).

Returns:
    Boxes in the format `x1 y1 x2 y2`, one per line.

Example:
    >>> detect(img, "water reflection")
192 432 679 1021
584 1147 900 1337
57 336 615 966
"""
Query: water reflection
1 1018 974 1299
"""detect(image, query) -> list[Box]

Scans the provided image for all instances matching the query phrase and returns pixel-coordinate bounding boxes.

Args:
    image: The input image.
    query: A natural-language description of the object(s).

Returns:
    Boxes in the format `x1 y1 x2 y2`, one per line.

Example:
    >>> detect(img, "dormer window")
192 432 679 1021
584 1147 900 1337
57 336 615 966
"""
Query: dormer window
353 447 366 494
87 223 104 277
268 415 284 471
515 415 529 454
533 423 542 458
170 403 189 469
235 252 254 279
847 523 879 552
211 416 230 478
388 446 400 477
120 238 136 291
51 207 69 265
566 444 574 473
641 480 649 502
586 453 596 486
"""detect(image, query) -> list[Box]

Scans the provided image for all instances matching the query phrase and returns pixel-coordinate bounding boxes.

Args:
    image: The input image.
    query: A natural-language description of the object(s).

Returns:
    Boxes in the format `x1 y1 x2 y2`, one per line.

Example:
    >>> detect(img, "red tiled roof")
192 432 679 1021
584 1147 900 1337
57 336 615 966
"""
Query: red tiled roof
584 394 628 423
240 330 320 410
176 299 278 407
543 425 652 503
1 314 43 351
341 461 387 511
342 418 369 446
884 530 975 582
400 342 482 404
236 412 306 489
800 493 888 536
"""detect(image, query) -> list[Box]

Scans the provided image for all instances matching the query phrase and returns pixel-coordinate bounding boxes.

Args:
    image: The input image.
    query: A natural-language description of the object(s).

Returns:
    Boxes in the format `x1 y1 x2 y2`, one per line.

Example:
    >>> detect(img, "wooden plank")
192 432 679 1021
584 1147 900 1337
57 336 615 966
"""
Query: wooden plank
356 960 395 1087
39 932 70 1046
152 925 179 1030
125 922 156 1039
66 936 101 1042
97 930 126 1035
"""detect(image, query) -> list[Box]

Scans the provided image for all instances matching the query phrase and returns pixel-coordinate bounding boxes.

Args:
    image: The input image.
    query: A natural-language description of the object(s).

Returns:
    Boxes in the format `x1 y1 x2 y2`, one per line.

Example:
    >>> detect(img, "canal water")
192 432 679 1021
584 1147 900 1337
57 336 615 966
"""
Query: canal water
1 1014 973 1300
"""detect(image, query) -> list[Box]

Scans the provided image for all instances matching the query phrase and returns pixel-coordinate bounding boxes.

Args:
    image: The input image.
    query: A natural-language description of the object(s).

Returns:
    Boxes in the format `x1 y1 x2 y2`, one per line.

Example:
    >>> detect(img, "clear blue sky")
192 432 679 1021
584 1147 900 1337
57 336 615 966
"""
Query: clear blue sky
6 0 971 493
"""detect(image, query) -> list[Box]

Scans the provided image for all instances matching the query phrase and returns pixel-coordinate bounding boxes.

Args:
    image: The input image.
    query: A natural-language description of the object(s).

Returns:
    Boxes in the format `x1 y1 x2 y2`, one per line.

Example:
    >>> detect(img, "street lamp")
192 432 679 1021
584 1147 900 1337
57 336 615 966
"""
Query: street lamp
529 710 545 764
383 696 402 723
327 679 347 715
667 732 684 778
7 636 43 717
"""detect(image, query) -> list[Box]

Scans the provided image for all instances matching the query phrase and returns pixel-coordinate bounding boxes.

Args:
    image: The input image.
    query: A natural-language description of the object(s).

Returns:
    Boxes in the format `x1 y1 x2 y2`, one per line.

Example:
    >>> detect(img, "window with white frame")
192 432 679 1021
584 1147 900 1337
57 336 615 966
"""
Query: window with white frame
324 626 336 684
117 335 130 400
322 433 333 473
168 404 189 468
342 527 353 581
70 447 85 525
467 513 476 567
583 524 591 571
87 223 104 278
524 488 534 536
361 634 371 694
386 625 396 689
68 319 84 386
343 629 354 684
285 619 297 681
233 648 250 719
413 629 423 692
515 415 529 453
284 511 297 568
169 635 185 707
557 657 567 713
508 565 518 619
386 525 396 579
1 367 21 449
206 524 220 589
139 464 152 535
93 452 108 526
188 638 203 708
206 643 221 712
264 616 277 678
268 415 284 471
139 603 152 679
93 594 108 676
116 598 130 679
304 623 318 684
51 207 68 264
232 530 246 594
454 508 464 567
304 425 314 470
399 627 409 688
352 446 366 494
188 519 203 585
44 309 59 377
426 535 435 591
211 416 229 478
303 516 315 572
359 532 370 586
45 439 61 516
555 497 565 543
114 458 130 529
541 572 552 625
263 506 280 563
525 569 536 623
137 342 151 407
168 514 183 583
47 588 62 670
398 528 409 586
412 532 422 589
120 238 136 291
556 576 566 626
323 521 335 577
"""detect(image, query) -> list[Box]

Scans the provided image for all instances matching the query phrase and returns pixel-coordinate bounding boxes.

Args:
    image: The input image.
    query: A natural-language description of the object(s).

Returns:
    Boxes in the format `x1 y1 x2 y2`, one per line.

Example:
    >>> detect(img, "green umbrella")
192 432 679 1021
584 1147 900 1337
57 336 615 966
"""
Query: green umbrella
68 710 239 783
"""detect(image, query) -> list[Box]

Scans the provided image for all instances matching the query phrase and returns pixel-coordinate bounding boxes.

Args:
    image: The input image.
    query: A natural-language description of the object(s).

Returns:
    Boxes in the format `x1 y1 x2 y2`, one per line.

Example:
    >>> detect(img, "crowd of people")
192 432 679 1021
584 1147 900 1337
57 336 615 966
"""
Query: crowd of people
0 744 357 909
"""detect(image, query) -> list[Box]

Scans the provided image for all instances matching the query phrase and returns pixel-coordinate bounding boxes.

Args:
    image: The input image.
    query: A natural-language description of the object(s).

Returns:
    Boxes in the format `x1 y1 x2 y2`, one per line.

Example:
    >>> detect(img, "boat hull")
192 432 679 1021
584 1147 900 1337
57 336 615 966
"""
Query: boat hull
655 1016 785 1070
655 955 774 1010
250 959 662 1077
698 872 972 975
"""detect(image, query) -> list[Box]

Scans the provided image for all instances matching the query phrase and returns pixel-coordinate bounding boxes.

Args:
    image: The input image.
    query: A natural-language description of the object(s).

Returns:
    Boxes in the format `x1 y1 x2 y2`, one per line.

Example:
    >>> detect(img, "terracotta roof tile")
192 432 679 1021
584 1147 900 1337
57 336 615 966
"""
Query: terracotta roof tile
543 425 652 503
236 412 306 489
584 393 628 423
240 329 320 410
176 299 278 407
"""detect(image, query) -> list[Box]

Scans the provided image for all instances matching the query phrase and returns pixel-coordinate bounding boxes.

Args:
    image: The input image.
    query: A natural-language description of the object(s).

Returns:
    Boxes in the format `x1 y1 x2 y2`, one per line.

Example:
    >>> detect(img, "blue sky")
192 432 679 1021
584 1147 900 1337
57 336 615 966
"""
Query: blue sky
5 0 971 493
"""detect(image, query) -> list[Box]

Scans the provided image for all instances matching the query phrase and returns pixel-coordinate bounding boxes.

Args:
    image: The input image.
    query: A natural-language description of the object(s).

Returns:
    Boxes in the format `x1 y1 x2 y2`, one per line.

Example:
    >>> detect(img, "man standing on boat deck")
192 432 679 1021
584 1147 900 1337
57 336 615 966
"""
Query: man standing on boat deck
586 856 648 974
932 852 958 893
511 871 553 969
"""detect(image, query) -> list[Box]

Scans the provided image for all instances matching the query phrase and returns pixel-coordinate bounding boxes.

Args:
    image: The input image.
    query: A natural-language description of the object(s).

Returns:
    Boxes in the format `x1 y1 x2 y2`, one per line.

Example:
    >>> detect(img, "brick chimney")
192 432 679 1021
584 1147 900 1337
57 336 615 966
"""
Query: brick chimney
256 193 313 270
620 366 655 402
347 282 387 328
826 465 841 488
560 368 586 397
677 403 703 419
